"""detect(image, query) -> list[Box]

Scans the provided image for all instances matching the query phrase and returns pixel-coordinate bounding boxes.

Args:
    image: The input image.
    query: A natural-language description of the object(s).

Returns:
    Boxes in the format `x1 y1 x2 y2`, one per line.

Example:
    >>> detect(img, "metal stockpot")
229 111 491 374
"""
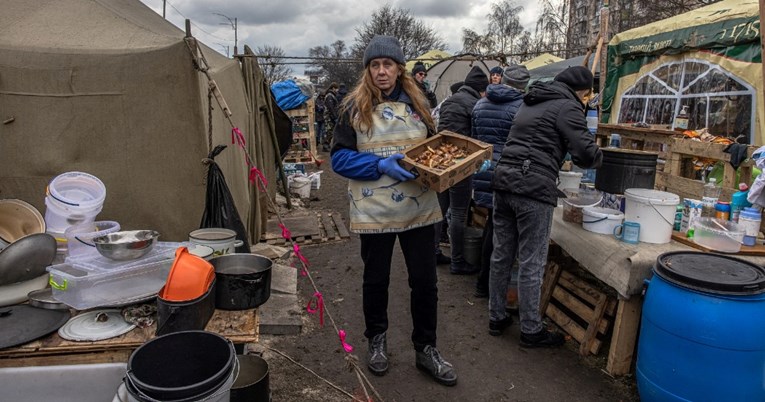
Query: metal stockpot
210 254 272 310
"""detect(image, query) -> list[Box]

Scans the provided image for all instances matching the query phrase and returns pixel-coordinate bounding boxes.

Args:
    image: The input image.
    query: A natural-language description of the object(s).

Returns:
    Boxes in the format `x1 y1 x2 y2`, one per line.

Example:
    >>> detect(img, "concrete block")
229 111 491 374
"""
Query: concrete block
271 263 297 295
258 293 302 335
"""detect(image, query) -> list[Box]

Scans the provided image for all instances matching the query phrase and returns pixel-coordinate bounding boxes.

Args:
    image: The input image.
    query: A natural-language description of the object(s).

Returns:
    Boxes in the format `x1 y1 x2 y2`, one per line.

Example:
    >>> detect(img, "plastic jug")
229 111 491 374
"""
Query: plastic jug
731 183 752 222
739 207 761 246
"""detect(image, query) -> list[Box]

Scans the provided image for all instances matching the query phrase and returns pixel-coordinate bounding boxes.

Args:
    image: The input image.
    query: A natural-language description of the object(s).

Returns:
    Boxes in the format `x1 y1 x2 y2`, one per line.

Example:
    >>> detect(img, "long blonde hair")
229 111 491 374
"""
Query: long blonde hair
340 63 435 136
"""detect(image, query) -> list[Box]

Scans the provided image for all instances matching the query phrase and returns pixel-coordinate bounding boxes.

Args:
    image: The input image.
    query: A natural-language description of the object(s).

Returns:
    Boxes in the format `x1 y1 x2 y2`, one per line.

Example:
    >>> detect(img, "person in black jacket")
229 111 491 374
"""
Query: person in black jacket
471 64 529 300
488 66 602 346
322 83 340 151
436 66 488 275
412 61 438 108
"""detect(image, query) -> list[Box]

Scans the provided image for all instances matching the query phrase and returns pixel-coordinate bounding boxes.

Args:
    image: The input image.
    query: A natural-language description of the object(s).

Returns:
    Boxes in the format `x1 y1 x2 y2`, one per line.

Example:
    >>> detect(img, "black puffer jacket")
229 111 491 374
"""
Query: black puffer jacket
437 86 482 135
492 81 602 206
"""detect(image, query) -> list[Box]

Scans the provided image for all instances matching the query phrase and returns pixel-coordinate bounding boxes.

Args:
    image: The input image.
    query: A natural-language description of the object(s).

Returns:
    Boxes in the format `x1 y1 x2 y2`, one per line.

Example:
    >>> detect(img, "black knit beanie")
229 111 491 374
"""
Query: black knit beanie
464 66 488 93
449 81 464 94
363 35 406 67
412 61 427 75
554 66 594 91
489 66 503 76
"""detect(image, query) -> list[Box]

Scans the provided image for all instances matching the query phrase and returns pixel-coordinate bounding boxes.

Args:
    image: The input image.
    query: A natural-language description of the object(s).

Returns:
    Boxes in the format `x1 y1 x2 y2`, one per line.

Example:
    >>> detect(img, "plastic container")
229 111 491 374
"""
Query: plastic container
701 178 721 218
692 218 744 253
594 148 658 195
44 171 106 233
638 252 765 401
714 202 731 221
562 188 602 224
290 176 312 198
738 207 761 246
462 227 483 267
0 363 127 402
582 207 624 235
162 247 215 302
557 171 582 191
125 331 236 402
730 183 751 223
64 221 120 258
624 188 680 244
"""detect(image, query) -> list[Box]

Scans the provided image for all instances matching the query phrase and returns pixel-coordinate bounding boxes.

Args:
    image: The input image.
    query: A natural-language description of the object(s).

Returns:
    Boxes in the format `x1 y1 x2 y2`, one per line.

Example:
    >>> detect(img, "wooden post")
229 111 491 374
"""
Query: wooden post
606 296 642 376
599 2 610 122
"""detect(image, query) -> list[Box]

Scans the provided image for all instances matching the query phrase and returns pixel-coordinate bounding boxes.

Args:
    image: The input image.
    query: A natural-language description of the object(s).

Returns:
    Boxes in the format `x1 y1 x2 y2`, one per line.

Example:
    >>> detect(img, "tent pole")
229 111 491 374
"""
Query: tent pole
599 2 610 122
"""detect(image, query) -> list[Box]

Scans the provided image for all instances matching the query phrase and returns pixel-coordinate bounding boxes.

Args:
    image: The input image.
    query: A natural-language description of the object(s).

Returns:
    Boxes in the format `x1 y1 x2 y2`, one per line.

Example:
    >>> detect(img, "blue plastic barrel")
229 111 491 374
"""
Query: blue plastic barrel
637 251 765 401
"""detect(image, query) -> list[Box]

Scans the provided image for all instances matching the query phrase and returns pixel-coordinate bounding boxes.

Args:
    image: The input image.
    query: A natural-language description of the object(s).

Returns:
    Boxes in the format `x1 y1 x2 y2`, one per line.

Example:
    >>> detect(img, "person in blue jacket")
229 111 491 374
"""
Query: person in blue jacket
330 35 457 386
471 65 529 307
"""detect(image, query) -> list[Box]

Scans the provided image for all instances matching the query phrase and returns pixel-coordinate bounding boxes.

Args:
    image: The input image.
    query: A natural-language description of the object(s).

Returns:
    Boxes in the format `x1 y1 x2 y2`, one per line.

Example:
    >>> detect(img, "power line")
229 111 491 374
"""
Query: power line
163 0 231 42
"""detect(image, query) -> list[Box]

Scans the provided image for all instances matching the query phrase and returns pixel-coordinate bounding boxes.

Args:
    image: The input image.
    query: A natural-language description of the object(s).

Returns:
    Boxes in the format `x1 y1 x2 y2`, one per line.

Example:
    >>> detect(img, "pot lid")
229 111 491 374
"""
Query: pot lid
0 305 71 350
58 309 136 341
0 233 57 286
27 287 68 310
655 251 765 295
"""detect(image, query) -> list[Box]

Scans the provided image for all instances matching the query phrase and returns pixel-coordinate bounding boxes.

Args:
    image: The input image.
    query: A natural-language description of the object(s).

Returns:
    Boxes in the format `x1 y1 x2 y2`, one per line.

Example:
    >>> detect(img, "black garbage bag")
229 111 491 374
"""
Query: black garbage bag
200 145 250 253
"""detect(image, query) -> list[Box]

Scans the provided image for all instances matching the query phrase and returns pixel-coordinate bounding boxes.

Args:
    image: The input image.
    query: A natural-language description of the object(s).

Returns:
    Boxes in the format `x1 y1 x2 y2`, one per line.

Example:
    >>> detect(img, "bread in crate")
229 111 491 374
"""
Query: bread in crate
400 131 492 193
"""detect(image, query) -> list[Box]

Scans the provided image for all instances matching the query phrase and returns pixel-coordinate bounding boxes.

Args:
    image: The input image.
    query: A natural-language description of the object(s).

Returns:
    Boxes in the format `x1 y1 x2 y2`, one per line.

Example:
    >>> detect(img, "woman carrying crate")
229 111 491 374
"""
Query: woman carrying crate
329 35 457 386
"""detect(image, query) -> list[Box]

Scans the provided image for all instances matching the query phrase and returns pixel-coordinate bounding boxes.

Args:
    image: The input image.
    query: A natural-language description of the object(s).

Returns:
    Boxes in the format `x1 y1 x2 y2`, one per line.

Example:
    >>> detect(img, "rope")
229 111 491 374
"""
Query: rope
266 347 367 402
207 88 214 152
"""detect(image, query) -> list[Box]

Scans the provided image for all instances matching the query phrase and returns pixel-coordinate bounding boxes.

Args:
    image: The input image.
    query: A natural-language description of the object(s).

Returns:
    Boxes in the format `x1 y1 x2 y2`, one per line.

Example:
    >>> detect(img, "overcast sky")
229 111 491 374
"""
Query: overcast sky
140 0 542 74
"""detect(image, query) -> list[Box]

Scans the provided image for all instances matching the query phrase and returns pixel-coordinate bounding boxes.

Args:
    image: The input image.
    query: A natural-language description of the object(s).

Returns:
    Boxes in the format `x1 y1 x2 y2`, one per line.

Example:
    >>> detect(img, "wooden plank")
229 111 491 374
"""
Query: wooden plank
579 297 609 356
606 297 642 376
0 350 132 368
539 262 562 316
669 138 755 164
546 303 600 355
330 213 350 238
657 172 738 201
670 231 765 256
558 270 617 316
321 212 338 240
551 286 610 335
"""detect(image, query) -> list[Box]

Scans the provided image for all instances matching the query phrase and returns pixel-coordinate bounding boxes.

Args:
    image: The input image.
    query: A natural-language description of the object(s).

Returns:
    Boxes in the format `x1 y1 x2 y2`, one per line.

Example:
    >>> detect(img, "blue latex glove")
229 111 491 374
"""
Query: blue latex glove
378 153 415 181
476 159 490 174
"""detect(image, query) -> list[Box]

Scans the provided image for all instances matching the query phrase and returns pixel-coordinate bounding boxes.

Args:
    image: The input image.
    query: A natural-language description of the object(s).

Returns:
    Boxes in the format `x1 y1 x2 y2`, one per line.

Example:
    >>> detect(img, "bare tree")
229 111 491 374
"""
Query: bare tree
486 0 526 61
351 5 447 61
534 0 569 58
307 40 361 90
461 28 495 55
255 45 293 86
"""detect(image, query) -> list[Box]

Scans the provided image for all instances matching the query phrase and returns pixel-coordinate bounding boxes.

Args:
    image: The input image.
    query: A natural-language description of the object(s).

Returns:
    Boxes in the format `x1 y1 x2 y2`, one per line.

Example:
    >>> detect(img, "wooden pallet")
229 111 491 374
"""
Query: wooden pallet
261 211 350 246
541 262 617 356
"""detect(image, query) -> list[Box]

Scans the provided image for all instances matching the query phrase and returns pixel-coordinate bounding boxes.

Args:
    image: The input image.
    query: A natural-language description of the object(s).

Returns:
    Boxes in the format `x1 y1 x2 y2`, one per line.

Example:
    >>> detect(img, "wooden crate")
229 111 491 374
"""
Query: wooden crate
541 262 617 356
283 98 318 165
400 131 492 192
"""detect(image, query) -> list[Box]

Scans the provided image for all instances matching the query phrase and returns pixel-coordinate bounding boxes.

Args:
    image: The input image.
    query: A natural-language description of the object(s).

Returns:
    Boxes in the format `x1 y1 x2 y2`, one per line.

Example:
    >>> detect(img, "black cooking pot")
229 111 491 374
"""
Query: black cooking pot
210 254 272 310
231 354 270 402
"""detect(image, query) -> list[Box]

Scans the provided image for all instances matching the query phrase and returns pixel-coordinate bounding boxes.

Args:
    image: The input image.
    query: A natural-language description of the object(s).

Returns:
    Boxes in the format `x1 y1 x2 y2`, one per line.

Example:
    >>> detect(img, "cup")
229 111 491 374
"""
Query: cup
613 221 640 244
189 228 245 257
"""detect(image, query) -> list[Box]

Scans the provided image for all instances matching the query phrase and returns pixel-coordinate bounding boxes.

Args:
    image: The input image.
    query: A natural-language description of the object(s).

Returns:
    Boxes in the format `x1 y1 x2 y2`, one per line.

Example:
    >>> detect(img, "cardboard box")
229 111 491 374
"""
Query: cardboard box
400 131 492 193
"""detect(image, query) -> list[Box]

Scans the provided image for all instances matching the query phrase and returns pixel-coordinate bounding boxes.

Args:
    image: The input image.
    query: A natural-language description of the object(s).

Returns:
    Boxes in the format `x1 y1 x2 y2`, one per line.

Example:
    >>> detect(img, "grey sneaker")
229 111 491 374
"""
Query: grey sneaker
415 345 457 386
367 333 388 376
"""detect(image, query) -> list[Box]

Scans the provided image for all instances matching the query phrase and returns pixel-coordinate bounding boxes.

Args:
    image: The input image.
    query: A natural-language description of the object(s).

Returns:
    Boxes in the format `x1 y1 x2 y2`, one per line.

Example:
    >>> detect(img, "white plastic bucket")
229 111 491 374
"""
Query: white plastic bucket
290 177 312 199
65 221 121 258
558 171 583 191
582 207 624 235
624 188 680 244
44 172 106 233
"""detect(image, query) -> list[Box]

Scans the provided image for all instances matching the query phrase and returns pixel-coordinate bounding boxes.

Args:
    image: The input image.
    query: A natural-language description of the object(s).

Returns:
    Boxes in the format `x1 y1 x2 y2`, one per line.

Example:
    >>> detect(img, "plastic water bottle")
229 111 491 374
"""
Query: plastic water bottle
583 108 598 183
739 207 761 246
701 178 721 217
731 183 752 222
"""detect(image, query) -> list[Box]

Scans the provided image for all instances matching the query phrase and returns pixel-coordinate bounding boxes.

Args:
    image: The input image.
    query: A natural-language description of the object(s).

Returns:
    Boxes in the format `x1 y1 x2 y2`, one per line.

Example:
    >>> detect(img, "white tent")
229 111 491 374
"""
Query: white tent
425 55 501 103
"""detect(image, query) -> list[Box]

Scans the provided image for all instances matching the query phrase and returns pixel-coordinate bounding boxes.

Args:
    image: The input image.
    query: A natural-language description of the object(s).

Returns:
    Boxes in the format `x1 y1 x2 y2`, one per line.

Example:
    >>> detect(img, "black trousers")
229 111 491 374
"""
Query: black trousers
360 224 438 351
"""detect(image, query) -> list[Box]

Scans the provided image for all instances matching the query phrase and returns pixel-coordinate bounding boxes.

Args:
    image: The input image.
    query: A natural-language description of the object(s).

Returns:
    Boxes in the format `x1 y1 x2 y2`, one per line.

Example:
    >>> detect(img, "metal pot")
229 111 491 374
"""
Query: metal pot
230 354 270 402
210 254 272 310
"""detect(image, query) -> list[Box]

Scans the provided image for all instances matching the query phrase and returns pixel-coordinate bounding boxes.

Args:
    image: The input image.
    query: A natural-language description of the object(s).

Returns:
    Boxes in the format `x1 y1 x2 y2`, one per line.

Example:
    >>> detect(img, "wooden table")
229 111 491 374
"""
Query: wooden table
0 309 258 368
547 208 765 376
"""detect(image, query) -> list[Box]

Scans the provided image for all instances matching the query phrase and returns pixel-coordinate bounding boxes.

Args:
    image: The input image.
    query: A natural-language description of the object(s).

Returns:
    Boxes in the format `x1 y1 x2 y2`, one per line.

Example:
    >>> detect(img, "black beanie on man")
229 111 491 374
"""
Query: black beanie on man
363 35 406 67
464 66 488 93
554 66 594 91
449 81 464 95
412 61 427 76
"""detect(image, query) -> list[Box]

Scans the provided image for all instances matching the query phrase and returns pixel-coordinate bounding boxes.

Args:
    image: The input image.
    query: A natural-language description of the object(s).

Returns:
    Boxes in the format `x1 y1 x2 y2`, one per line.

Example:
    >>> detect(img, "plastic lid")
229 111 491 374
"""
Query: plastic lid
709 178 717 184
58 309 136 341
624 188 680 206
655 251 765 295
740 207 761 219
739 182 749 191
582 207 623 219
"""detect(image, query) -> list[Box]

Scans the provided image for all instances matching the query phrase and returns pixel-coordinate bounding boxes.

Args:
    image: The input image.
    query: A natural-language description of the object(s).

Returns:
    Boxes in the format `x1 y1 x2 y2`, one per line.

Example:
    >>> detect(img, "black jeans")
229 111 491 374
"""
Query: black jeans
360 224 438 351
476 210 494 292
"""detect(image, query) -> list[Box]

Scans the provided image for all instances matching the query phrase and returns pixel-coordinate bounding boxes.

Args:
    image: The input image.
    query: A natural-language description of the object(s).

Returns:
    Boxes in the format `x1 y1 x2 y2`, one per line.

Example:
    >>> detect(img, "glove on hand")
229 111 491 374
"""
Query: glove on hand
476 159 491 174
378 153 415 181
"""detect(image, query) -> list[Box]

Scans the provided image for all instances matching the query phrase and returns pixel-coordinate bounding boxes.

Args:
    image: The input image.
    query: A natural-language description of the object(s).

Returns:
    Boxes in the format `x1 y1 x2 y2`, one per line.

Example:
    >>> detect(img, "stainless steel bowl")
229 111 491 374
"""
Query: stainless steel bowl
92 230 160 261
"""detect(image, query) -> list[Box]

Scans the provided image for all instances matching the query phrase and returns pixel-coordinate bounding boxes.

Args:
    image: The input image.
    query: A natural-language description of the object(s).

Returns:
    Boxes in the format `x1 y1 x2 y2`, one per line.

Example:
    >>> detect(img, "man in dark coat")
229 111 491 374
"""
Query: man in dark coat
435 66 488 275
322 83 339 151
471 64 529 300
412 61 438 108
488 66 602 346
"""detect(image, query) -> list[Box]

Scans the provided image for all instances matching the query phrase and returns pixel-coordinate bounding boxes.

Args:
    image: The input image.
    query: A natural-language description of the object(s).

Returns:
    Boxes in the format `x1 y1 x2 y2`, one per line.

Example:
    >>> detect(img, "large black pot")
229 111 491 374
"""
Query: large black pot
231 354 270 402
156 278 216 336
210 254 272 310
595 148 658 195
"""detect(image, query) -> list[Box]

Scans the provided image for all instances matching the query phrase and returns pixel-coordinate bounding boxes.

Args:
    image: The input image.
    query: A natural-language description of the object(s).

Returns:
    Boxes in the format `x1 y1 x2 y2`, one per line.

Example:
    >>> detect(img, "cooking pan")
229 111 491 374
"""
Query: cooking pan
210 254 272 310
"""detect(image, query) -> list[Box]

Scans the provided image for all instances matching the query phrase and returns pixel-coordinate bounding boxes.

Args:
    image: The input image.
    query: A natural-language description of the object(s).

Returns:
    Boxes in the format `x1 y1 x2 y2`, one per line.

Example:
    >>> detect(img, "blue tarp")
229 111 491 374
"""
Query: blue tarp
271 80 309 111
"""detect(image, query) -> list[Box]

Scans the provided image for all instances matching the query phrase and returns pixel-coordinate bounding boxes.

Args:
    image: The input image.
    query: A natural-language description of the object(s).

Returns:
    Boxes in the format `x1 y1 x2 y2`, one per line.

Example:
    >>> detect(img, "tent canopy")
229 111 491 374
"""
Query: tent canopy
0 0 280 240
406 49 451 73
602 0 762 144
521 53 563 70
425 55 500 103
528 54 599 87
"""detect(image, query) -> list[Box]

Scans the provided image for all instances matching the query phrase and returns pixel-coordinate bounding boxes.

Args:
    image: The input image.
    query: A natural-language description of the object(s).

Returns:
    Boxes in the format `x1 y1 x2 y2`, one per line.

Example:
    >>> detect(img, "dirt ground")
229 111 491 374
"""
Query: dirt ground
258 150 640 402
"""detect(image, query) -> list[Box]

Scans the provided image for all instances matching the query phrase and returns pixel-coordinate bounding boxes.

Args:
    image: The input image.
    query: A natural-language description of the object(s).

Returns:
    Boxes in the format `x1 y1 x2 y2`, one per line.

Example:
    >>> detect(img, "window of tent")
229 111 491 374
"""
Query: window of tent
617 59 755 144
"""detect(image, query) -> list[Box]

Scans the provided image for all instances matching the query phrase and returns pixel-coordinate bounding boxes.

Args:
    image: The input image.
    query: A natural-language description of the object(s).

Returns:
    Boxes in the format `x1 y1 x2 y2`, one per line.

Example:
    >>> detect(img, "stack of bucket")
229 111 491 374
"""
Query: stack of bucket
44 172 106 258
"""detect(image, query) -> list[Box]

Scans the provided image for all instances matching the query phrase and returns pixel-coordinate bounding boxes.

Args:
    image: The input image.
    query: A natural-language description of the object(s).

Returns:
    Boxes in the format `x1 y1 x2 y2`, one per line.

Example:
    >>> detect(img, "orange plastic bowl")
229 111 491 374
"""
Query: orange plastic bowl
161 247 215 301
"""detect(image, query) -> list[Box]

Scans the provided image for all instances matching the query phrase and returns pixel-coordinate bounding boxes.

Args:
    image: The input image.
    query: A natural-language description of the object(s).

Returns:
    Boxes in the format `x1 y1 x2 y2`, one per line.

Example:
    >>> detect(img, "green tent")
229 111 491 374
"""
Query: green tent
602 0 762 144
